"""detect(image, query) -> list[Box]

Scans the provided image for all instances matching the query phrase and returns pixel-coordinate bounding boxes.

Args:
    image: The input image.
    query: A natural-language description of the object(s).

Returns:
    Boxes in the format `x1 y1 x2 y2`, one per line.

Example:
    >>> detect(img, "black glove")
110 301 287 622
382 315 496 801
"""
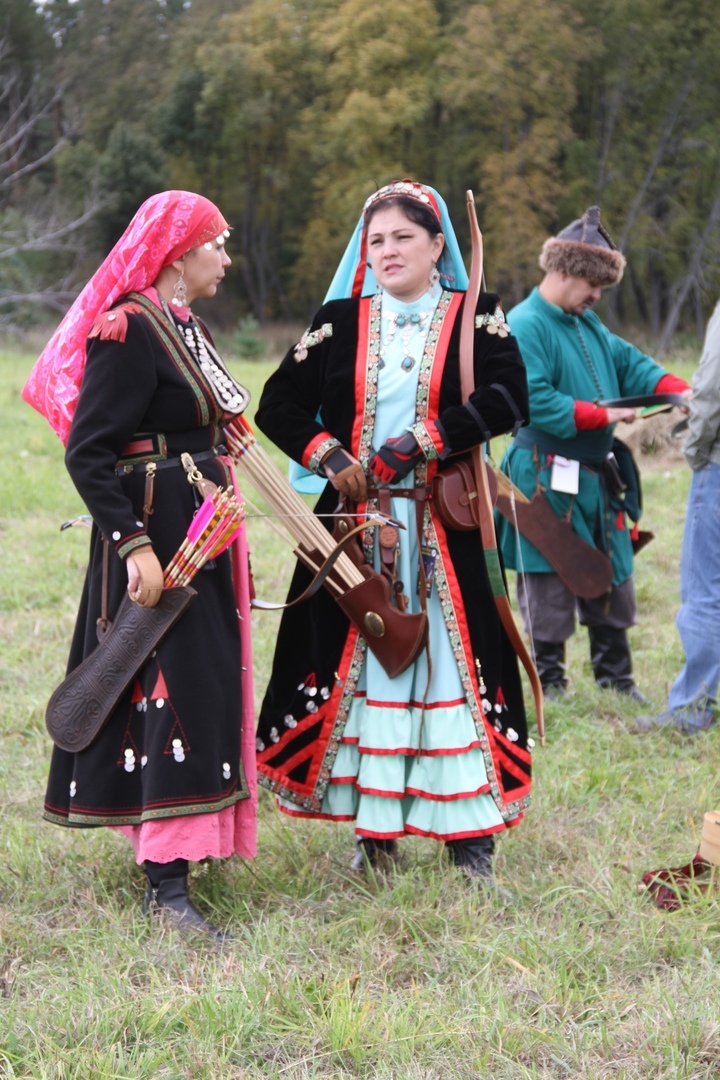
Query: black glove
369 433 423 484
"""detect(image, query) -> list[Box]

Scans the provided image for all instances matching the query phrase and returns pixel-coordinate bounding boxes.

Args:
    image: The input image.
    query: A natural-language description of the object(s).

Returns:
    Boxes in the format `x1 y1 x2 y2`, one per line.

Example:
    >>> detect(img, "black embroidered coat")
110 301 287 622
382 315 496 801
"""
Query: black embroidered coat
254 290 533 823
44 296 249 827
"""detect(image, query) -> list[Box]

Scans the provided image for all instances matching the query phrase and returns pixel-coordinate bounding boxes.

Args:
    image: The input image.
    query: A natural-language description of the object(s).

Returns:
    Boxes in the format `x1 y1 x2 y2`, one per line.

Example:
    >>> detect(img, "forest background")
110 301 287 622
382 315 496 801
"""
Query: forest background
2 0 720 350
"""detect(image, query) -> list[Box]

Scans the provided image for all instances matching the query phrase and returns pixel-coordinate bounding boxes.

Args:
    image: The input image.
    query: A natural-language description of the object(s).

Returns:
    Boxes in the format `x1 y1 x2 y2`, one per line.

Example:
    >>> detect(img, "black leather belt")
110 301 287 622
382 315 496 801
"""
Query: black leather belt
116 446 227 475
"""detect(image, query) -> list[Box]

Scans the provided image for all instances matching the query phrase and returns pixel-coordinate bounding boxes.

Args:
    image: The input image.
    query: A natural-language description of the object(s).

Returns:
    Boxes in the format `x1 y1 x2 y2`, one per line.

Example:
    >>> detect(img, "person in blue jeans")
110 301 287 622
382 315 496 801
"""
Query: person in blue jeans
637 300 720 733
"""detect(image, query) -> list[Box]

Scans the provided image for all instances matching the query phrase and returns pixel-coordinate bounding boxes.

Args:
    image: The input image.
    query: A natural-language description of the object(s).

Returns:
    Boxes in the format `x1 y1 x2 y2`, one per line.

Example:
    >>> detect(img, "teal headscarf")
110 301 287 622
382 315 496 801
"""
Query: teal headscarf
325 179 468 301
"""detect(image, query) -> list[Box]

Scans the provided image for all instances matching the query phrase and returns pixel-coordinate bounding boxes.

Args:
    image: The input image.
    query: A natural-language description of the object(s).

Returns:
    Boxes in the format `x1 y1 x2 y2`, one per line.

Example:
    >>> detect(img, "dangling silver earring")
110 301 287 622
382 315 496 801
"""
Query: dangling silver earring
171 268 187 307
429 263 440 287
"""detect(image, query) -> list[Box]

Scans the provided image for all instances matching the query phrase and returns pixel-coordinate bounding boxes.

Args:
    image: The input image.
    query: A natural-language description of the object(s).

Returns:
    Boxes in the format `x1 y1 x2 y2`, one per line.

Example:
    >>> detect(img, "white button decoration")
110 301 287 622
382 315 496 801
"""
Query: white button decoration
69 781 76 797
222 762 231 779
112 531 121 540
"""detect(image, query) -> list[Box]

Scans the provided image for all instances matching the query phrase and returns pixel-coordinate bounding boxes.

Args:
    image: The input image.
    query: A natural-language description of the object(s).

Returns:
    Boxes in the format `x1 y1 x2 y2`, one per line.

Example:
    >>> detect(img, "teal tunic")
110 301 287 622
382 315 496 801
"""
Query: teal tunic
497 287 666 585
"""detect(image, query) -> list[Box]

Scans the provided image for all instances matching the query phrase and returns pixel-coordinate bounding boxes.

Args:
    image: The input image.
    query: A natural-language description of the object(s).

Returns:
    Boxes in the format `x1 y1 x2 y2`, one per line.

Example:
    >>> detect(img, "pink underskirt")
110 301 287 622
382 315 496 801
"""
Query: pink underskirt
113 470 258 865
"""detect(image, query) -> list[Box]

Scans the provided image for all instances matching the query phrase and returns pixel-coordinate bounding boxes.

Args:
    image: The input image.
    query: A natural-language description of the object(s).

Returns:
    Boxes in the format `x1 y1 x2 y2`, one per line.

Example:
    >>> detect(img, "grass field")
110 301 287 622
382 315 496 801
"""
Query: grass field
2 342 720 1080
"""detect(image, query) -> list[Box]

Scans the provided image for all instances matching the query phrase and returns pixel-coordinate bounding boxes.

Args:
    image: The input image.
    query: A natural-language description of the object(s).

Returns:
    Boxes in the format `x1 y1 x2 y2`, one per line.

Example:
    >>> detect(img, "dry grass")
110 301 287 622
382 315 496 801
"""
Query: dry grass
2 345 719 1079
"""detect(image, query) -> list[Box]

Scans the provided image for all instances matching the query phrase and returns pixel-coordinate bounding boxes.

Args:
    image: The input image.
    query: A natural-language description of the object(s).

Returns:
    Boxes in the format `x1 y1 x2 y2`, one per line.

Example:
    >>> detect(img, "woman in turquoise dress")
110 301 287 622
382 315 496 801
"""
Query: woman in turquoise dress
255 180 531 880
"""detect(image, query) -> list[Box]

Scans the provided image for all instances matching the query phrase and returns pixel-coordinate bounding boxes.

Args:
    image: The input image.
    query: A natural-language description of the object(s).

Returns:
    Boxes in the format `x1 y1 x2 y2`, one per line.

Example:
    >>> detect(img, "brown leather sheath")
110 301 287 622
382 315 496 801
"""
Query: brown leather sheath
492 484 614 599
46 586 197 753
336 565 428 680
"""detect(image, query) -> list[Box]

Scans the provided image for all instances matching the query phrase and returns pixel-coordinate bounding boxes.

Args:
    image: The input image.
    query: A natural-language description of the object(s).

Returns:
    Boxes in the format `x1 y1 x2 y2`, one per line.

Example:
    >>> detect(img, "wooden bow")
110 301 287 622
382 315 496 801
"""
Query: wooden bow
460 190 545 745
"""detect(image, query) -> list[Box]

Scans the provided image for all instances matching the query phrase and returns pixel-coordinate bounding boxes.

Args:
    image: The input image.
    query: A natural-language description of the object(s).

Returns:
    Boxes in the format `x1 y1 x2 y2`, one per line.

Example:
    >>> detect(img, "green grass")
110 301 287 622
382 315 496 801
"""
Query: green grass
2 344 720 1079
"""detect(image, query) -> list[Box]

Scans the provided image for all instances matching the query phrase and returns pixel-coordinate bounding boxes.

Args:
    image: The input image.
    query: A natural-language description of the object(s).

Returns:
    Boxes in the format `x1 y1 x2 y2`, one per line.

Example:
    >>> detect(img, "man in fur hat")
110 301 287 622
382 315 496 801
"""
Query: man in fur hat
496 207 691 701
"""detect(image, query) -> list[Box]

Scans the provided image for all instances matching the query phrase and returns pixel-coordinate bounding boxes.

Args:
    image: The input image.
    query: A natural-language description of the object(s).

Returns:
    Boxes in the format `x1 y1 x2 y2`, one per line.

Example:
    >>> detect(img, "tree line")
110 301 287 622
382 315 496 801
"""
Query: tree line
2 0 719 343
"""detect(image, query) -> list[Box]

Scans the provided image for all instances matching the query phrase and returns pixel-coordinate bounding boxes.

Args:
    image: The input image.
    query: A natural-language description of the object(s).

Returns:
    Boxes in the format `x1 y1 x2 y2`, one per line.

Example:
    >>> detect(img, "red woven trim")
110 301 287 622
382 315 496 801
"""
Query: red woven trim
356 828 405 840
405 783 491 802
405 822 508 841
352 299 370 457
357 745 419 757
364 695 467 710
356 785 404 799
423 419 447 457
357 741 481 757
301 430 335 470
277 802 355 822
305 627 361 796
425 292 463 481
329 775 356 785
341 736 360 745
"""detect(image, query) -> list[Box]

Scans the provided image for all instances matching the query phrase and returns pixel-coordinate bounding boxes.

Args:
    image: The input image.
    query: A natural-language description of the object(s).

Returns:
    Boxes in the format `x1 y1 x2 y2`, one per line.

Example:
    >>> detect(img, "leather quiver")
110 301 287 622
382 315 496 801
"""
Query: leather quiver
336 565 428 679
494 489 614 599
46 586 197 753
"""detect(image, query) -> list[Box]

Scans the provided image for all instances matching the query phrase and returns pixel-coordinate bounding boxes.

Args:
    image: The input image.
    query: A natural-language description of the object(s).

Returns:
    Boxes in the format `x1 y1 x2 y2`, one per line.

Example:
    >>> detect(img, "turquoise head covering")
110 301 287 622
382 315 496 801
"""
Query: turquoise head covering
324 179 469 301
291 180 469 492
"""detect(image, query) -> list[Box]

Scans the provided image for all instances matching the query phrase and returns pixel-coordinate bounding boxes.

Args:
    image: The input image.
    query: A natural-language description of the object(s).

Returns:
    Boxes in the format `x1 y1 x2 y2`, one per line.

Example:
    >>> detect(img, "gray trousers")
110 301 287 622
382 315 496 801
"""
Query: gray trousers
517 572 637 644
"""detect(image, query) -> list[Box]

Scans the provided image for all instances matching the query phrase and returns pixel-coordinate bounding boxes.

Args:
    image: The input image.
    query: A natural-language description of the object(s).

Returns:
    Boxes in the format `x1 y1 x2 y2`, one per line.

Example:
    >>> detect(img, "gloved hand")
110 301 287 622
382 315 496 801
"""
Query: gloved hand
321 446 368 501
126 546 164 608
370 433 423 484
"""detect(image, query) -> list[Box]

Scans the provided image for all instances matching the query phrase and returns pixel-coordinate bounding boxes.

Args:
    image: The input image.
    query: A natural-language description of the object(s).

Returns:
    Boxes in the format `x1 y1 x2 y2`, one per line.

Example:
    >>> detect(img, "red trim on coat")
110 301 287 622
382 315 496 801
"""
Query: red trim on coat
405 783 492 802
491 727 532 765
364 695 467 710
256 703 327 764
301 430 336 470
273 739 318 777
424 292 463 482
257 628 360 797
329 775 356 785
356 740 482 757
357 828 405 840
277 802 355 822
405 821 508 841
351 299 370 458
356 785 404 799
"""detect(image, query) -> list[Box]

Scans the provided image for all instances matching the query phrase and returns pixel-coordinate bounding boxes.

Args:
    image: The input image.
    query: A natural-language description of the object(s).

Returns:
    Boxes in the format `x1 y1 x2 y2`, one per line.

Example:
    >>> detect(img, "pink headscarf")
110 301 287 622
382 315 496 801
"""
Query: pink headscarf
22 190 229 445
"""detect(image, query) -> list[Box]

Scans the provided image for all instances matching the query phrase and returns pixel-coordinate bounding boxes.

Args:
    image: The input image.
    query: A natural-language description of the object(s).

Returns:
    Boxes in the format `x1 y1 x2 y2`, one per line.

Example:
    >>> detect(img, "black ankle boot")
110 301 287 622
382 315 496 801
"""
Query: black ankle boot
446 836 495 881
532 640 568 698
143 860 229 940
350 837 398 872
588 626 647 703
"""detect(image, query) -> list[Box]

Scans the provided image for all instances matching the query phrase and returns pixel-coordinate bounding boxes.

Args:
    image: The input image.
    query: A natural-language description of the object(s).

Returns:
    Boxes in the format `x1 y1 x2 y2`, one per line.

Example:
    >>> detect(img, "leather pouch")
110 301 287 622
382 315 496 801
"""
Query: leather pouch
46 586 197 753
431 459 480 531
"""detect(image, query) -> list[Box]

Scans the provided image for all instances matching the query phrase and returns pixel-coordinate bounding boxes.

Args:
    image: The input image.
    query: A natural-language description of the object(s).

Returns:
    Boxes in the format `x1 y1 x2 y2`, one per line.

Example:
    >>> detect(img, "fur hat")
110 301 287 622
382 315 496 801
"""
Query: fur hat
539 206 626 286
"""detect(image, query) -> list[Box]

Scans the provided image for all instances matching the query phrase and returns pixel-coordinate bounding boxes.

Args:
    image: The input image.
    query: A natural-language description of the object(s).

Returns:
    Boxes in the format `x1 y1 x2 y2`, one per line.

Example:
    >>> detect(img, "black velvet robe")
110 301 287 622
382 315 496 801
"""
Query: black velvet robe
44 296 248 827
254 290 533 824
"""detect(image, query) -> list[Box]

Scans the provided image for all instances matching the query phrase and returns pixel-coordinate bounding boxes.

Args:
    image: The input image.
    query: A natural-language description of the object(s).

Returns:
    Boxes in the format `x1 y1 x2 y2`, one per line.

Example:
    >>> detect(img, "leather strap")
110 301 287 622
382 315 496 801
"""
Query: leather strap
96 535 110 641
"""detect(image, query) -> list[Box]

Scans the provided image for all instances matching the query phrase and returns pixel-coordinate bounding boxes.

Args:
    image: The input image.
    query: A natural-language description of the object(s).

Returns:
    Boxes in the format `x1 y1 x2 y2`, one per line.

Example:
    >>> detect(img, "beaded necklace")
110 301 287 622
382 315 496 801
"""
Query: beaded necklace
161 297 249 415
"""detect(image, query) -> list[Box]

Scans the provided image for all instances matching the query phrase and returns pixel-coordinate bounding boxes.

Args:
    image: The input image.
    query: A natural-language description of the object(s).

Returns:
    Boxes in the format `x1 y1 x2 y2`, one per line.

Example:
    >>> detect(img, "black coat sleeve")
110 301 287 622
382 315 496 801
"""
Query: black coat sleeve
65 313 159 558
437 292 529 452
255 300 357 464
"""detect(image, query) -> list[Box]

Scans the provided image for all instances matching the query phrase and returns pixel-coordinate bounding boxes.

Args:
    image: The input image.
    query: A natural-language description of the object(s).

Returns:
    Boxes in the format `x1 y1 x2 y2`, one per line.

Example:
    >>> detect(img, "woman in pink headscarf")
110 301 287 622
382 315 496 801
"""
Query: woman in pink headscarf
24 191 257 938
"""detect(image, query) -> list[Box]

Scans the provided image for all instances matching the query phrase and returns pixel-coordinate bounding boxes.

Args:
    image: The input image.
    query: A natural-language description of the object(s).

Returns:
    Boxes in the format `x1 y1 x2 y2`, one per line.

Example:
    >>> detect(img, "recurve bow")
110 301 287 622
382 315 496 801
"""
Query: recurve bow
460 190 545 745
